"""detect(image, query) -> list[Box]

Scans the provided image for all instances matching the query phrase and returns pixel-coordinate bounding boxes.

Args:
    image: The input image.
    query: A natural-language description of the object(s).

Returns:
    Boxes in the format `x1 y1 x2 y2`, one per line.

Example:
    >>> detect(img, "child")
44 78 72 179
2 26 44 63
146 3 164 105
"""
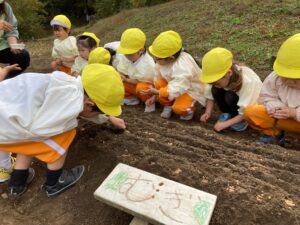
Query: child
88 47 111 65
0 64 21 182
50 15 78 75
71 32 100 77
200 47 262 132
0 63 124 197
116 28 156 113
0 1 30 79
244 34 300 145
104 41 122 68
144 30 213 120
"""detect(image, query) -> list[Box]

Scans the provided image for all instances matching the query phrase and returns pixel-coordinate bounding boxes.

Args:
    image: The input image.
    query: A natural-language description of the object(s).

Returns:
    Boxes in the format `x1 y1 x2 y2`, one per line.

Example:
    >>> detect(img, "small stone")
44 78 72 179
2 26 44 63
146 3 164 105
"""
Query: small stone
285 199 296 207
172 168 182 176
1 193 8 199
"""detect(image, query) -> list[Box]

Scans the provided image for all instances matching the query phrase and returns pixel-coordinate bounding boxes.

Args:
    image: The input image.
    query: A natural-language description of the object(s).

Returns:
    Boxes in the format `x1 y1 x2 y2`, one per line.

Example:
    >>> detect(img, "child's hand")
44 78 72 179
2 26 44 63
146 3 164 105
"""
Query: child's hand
145 95 156 106
55 58 62 66
200 112 211 122
273 107 296 119
140 87 159 95
0 20 13 32
109 116 126 129
214 121 227 132
3 64 21 73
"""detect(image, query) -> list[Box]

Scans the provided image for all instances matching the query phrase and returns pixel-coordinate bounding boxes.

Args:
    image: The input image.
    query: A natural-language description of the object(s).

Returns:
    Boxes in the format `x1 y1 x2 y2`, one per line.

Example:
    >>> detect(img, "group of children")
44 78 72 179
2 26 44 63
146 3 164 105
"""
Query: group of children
0 13 299 198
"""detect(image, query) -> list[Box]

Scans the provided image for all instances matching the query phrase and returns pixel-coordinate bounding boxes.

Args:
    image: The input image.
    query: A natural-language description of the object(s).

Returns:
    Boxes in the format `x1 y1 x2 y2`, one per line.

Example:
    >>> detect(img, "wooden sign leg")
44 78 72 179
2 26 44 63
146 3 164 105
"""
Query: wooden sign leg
129 217 149 225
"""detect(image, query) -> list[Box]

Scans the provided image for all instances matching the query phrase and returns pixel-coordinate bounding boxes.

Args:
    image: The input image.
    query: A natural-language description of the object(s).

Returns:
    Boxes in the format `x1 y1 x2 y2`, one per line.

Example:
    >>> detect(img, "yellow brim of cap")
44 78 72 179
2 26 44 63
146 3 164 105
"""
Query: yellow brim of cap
273 60 300 79
117 46 138 55
200 71 226 84
148 45 169 58
96 103 122 117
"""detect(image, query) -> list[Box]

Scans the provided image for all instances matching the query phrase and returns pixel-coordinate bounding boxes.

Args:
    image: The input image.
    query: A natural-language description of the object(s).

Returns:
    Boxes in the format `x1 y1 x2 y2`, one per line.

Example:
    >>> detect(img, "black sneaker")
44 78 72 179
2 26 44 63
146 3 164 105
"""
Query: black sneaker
7 168 35 197
42 165 85 197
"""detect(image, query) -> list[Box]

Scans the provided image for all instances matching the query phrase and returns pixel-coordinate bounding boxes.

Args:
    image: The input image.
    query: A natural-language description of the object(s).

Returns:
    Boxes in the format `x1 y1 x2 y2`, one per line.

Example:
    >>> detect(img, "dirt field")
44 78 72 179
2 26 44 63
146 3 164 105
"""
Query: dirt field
0 103 299 225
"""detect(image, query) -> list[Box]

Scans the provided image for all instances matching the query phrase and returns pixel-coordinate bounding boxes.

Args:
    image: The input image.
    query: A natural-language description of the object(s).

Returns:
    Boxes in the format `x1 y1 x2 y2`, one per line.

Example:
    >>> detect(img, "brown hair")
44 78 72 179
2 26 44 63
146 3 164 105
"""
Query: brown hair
77 35 97 49
0 1 6 15
227 62 243 93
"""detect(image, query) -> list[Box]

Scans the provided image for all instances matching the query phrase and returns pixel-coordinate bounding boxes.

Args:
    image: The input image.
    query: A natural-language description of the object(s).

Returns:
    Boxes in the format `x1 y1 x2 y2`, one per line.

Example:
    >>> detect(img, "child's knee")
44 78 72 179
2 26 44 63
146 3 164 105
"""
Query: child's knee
244 105 256 121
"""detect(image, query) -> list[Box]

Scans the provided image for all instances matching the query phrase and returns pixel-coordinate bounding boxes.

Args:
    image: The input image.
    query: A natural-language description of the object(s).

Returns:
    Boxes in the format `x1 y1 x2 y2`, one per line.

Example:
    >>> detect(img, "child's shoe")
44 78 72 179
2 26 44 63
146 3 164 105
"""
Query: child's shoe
218 113 232 122
122 97 140 106
256 131 285 145
7 168 35 197
160 106 172 119
230 121 248 131
144 103 155 113
180 111 194 121
42 165 85 197
0 157 16 182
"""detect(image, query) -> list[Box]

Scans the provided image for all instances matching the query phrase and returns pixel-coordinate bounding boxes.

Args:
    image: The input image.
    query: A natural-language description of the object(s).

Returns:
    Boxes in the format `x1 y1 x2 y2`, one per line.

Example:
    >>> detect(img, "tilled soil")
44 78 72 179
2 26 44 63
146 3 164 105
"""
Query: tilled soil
0 104 299 225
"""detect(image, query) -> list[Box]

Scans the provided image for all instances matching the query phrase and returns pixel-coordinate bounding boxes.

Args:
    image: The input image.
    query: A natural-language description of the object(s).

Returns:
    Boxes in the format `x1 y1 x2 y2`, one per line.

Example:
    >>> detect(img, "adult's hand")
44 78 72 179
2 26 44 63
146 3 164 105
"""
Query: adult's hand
10 48 21 55
0 20 13 32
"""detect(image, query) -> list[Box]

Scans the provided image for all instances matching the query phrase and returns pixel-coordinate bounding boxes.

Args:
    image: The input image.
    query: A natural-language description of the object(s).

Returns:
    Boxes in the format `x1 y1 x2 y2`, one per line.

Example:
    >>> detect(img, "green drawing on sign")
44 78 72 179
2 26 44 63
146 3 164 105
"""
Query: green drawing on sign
105 171 129 191
193 201 210 225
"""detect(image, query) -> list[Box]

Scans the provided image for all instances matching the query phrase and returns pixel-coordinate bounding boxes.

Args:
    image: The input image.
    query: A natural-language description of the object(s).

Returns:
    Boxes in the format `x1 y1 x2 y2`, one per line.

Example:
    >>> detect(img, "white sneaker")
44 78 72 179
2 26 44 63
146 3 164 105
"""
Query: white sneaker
144 103 155 113
160 106 172 119
122 97 140 106
180 111 194 121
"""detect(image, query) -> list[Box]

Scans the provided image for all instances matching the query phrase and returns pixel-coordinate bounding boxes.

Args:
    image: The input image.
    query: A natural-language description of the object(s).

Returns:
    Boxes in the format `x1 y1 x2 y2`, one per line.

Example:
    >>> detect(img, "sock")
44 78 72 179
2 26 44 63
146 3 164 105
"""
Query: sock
45 169 63 186
0 152 12 170
9 169 29 187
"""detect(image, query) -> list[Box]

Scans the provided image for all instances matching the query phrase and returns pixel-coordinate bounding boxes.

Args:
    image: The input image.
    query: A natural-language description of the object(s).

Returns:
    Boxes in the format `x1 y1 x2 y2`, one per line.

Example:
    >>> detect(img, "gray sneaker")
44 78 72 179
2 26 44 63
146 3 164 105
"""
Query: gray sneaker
160 106 172 119
7 168 35 197
42 165 85 197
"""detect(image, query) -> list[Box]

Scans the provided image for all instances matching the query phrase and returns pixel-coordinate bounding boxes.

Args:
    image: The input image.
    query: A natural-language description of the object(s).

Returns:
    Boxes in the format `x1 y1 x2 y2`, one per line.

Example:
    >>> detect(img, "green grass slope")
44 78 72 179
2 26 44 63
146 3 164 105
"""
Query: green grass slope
29 0 300 79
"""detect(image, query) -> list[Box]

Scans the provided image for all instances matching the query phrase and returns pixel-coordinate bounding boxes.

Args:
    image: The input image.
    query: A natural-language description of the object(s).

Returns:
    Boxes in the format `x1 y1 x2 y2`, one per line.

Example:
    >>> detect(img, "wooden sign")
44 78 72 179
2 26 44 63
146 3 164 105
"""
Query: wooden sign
94 163 217 225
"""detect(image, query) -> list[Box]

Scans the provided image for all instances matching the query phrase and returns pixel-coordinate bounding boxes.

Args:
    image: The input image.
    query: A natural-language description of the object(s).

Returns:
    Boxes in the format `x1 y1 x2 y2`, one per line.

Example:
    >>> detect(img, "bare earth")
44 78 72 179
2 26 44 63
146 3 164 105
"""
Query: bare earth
0 103 299 225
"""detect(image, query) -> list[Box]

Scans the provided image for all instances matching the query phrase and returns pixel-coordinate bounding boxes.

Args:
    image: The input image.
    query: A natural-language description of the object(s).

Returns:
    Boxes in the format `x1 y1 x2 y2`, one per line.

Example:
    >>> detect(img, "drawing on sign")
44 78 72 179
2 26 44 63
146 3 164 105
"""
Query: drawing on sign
193 201 210 225
104 171 212 225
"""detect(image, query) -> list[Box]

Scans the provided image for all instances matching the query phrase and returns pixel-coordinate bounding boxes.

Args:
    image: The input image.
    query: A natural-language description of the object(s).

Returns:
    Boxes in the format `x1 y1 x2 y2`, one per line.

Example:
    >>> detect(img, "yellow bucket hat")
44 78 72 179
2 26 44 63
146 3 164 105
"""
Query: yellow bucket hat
82 64 124 116
88 47 111 65
117 28 146 54
200 47 233 84
50 15 71 29
273 33 300 79
79 32 100 47
149 31 182 58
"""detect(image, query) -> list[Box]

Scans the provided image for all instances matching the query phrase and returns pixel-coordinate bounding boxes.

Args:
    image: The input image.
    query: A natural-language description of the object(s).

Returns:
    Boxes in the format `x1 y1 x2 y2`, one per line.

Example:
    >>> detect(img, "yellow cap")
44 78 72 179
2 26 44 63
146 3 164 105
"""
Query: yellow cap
88 47 111 65
117 28 146 54
149 31 182 58
50 15 71 29
200 47 233 83
79 32 100 47
273 33 300 79
82 64 124 116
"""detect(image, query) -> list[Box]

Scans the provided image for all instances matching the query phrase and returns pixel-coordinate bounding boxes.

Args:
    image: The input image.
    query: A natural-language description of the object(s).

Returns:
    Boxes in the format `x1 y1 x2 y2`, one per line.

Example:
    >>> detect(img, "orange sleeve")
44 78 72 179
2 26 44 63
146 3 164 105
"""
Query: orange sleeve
159 86 169 98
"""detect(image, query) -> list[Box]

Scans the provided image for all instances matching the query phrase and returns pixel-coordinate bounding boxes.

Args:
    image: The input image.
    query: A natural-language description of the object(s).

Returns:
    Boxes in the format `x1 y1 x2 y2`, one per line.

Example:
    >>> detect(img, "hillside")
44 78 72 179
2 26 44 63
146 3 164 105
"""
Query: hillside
1 0 300 225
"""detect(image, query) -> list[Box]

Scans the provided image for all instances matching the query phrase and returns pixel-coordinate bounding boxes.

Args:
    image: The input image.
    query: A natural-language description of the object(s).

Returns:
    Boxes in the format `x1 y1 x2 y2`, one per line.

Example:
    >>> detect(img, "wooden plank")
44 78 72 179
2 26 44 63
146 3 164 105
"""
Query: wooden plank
94 163 217 225
129 217 149 225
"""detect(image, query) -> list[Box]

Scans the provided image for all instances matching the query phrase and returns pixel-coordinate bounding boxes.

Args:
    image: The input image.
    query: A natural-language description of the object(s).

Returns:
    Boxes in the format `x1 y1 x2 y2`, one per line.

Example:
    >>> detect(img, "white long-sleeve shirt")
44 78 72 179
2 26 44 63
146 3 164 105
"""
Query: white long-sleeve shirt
259 72 300 122
52 36 79 68
232 66 262 114
117 51 156 83
104 41 122 68
155 52 213 106
0 72 84 144
71 56 87 75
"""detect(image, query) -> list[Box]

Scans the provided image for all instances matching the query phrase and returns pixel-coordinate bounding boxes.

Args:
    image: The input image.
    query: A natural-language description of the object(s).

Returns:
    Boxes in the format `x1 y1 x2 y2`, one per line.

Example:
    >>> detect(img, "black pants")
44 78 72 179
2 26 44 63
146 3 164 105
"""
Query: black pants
212 86 239 116
0 47 30 79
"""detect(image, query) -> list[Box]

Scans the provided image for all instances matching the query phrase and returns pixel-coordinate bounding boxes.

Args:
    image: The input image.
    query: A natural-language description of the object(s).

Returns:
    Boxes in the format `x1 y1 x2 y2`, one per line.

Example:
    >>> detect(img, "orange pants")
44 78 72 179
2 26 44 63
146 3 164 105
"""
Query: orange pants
0 129 76 163
124 81 153 102
60 65 71 75
155 79 196 116
244 105 300 136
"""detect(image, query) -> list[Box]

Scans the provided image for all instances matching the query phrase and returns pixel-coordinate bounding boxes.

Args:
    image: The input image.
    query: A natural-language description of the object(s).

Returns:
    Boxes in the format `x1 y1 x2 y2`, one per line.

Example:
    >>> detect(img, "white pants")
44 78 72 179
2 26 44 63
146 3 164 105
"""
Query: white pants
0 151 12 170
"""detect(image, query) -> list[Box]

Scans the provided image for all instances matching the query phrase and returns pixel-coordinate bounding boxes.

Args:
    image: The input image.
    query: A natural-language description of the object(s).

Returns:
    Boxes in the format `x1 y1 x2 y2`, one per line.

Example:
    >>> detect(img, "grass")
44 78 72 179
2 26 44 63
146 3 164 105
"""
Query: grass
28 0 300 79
